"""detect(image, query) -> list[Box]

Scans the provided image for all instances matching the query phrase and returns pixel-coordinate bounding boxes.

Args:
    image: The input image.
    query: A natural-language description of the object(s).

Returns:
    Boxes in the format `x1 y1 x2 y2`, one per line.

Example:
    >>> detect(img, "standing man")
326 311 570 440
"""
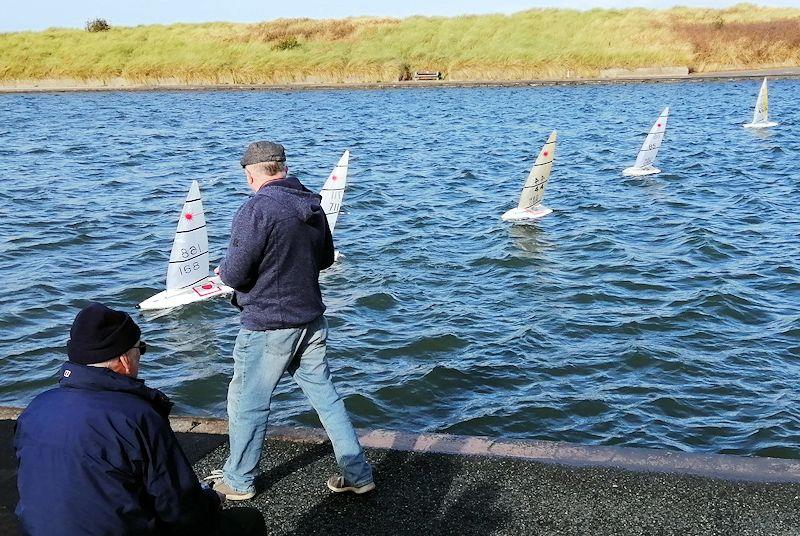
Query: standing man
210 141 373 500
14 302 266 535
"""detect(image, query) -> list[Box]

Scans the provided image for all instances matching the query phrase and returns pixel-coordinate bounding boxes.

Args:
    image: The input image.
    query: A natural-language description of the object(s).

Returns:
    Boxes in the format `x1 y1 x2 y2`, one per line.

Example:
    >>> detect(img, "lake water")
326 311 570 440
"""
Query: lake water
1 80 799 457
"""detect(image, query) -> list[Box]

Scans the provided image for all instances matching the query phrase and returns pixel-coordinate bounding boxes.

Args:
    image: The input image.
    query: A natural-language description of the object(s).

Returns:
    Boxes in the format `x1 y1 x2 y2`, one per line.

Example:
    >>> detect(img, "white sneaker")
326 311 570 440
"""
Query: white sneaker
326 475 376 494
211 479 256 501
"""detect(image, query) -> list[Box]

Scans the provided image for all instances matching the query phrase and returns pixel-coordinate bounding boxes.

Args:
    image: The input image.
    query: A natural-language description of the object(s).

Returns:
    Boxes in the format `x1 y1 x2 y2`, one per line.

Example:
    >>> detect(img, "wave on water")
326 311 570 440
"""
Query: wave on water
1 81 800 456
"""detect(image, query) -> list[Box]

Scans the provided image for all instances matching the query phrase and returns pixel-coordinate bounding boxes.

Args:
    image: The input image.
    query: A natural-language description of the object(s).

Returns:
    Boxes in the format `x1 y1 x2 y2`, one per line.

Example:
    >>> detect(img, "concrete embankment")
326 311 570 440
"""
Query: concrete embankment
2 67 800 94
1 407 799 535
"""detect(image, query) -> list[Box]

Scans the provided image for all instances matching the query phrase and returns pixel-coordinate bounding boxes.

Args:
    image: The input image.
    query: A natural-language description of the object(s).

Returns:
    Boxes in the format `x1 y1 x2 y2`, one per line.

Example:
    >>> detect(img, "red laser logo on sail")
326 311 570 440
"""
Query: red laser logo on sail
185 213 193 220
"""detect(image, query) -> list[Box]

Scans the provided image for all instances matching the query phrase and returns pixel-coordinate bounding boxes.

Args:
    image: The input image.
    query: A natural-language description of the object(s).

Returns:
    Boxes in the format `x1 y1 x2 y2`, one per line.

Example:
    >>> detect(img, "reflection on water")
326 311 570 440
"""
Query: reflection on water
748 127 776 140
508 224 552 255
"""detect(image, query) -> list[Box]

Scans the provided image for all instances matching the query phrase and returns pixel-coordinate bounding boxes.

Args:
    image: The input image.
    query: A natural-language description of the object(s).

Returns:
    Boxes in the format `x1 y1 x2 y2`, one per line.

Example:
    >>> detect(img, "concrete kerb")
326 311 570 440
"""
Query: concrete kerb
2 406 799 483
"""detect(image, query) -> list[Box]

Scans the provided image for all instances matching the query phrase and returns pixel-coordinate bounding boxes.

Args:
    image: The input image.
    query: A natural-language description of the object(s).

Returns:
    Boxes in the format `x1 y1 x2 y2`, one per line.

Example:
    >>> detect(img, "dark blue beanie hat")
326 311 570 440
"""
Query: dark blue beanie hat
66 302 141 365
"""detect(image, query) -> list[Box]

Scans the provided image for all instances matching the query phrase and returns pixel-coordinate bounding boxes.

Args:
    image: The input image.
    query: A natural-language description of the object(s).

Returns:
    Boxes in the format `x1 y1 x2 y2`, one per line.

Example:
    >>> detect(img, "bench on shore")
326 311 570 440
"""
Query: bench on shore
413 71 442 81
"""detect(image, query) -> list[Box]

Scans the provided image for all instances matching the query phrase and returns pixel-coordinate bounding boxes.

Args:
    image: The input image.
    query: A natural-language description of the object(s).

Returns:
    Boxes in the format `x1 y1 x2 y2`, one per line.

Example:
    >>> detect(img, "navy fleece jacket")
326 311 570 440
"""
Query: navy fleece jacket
219 176 335 330
14 363 220 536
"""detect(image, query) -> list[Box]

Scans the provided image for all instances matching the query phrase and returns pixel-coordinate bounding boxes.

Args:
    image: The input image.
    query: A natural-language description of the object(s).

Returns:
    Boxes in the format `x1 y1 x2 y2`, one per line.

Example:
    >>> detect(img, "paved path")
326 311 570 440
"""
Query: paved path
2 413 800 535
191 433 800 536
2 67 800 93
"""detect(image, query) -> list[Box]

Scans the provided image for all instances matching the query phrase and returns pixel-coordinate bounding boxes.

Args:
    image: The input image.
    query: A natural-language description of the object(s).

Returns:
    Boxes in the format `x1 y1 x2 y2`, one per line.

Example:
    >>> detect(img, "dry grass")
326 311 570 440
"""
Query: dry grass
1 5 799 85
675 19 800 70
239 17 398 43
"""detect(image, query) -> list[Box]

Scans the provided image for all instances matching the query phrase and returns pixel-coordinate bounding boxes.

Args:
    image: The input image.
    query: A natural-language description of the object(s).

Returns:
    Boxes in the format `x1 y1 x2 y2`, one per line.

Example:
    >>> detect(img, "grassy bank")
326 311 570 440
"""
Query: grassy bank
2 4 800 85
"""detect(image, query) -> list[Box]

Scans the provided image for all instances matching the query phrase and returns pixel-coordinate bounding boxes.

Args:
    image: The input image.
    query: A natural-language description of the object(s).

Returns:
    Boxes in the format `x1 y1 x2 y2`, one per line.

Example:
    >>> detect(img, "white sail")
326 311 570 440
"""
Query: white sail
320 150 349 232
518 131 556 210
752 78 769 125
165 180 210 291
634 107 669 169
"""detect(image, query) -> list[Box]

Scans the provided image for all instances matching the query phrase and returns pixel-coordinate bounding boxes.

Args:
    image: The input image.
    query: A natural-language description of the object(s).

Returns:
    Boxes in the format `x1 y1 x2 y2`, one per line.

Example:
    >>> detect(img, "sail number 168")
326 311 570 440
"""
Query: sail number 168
179 262 202 275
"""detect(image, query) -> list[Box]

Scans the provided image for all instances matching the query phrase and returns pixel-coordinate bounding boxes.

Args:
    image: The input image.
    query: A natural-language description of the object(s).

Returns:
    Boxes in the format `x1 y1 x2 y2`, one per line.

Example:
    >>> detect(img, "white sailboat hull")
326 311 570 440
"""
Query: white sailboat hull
501 205 553 223
622 166 661 177
743 121 778 129
138 276 232 311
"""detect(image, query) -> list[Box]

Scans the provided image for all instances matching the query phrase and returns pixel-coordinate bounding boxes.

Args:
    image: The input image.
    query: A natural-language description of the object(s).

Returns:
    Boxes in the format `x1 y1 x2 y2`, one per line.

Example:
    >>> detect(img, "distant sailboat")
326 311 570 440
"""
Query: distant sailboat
622 107 669 177
744 78 778 129
319 150 349 261
501 130 557 223
138 181 232 310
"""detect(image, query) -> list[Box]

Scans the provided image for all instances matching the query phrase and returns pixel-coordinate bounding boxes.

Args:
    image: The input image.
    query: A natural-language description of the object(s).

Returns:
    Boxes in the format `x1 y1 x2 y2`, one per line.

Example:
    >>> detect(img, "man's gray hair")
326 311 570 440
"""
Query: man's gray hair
88 347 135 369
246 160 287 177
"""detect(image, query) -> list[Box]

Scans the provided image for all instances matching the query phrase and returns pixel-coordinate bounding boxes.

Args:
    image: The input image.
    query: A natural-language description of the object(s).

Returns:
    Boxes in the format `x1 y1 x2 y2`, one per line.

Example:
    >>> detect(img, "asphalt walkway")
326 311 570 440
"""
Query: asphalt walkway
2 415 800 535
3 67 800 94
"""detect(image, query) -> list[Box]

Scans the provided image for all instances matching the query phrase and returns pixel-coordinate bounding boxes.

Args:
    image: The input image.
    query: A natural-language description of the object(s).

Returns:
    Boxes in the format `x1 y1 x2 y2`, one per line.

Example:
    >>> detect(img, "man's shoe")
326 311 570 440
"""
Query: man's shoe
211 479 256 501
326 475 376 494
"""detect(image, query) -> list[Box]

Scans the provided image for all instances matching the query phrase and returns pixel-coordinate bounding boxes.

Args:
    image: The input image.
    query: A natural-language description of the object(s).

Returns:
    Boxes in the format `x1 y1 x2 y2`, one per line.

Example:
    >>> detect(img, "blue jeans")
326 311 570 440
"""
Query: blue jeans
222 315 373 492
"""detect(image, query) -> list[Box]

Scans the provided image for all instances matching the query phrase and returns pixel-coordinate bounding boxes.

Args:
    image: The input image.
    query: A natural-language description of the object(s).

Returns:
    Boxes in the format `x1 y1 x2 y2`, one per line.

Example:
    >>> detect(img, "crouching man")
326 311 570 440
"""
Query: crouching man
14 302 265 535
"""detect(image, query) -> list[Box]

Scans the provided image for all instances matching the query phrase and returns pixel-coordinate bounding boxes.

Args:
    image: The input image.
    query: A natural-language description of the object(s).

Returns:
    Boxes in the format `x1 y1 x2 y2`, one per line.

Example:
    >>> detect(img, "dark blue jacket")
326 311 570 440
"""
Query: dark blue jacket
219 176 335 330
14 363 220 535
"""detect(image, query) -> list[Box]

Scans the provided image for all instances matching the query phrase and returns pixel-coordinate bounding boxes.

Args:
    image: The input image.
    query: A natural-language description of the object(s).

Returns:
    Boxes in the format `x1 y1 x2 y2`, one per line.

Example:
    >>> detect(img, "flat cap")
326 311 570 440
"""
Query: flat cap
240 141 286 167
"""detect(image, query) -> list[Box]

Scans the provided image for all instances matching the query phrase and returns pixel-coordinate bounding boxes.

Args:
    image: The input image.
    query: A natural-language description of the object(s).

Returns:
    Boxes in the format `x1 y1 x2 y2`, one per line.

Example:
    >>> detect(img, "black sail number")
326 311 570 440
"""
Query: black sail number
178 261 202 276
180 243 202 259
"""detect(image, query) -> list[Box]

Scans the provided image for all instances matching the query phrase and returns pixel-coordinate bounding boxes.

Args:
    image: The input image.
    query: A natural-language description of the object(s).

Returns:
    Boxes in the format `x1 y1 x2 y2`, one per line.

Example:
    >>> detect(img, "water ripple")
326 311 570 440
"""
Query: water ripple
1 81 800 457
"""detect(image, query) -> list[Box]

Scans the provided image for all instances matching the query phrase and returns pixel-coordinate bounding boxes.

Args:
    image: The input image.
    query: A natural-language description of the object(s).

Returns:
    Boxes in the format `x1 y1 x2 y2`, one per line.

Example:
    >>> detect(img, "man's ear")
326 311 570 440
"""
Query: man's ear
118 353 133 375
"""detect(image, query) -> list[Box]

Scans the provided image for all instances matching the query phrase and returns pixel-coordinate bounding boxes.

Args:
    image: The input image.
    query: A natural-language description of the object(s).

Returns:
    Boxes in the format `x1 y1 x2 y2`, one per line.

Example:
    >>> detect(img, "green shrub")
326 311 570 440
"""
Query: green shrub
86 18 110 32
273 36 300 50
398 62 412 81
